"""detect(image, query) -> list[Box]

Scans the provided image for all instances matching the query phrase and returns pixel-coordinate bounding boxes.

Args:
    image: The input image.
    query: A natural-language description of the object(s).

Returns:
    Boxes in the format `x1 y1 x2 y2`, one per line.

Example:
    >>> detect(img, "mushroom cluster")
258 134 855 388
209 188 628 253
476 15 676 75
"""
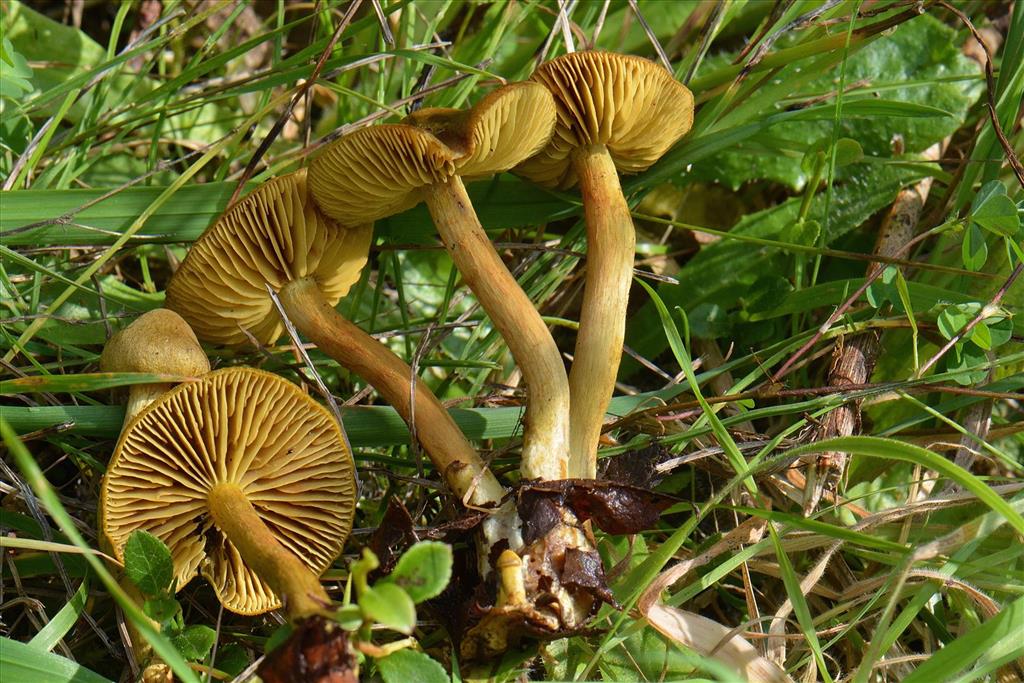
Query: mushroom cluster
98 48 692 665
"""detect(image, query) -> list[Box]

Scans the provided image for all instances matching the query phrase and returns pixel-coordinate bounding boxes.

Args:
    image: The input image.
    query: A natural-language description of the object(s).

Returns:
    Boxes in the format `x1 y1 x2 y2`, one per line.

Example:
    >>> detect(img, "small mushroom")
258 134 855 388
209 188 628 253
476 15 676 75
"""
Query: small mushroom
99 309 210 426
165 169 506 512
516 51 695 478
309 82 571 482
102 367 356 618
98 308 209 680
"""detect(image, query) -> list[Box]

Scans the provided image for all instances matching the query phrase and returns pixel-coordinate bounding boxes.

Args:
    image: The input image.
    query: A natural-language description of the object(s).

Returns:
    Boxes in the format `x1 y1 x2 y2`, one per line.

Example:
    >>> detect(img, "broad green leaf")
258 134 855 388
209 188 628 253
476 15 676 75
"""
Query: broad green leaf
687 14 977 189
143 595 180 625
213 643 250 677
264 624 293 655
833 138 865 167
377 648 450 683
0 35 33 98
944 343 989 386
124 530 174 596
936 303 977 340
971 181 1021 237
865 265 900 308
382 541 453 604
970 322 992 350
962 221 989 271
331 604 364 631
596 625 698 682
170 625 216 662
986 317 1013 348
0 636 113 683
752 278 993 325
360 583 416 634
625 162 924 372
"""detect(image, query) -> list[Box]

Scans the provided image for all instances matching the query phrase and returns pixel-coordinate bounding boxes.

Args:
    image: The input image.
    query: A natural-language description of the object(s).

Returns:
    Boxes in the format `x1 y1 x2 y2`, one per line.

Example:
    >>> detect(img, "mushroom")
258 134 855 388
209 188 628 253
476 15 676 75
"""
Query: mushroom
99 309 210 426
165 169 507 514
308 82 571 482
102 366 356 618
98 308 210 680
516 51 694 478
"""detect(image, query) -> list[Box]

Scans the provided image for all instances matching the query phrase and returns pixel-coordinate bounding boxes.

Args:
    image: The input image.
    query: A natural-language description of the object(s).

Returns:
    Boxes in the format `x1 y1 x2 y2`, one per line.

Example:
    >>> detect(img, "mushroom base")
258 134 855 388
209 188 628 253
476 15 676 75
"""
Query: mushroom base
461 500 607 661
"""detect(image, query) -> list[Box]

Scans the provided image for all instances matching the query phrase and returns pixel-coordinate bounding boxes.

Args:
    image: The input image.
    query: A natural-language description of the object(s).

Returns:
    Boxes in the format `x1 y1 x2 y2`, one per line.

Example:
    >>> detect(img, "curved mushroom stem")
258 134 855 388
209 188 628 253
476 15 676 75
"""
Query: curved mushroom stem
424 176 571 481
278 277 507 508
124 384 175 427
567 144 635 479
207 483 329 620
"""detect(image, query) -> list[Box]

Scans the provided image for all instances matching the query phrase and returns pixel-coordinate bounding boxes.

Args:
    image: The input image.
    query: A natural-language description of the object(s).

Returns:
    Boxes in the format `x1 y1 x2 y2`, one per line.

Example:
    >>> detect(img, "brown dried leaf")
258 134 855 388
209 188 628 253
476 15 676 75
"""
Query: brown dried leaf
561 548 620 609
367 499 417 579
257 617 357 683
646 605 793 683
520 479 678 535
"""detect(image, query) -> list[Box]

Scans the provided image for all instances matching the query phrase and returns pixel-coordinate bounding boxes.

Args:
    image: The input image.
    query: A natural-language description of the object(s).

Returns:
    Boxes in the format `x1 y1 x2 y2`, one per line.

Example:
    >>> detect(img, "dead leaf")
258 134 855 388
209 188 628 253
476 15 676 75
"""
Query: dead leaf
646 605 793 683
519 479 679 535
257 617 357 683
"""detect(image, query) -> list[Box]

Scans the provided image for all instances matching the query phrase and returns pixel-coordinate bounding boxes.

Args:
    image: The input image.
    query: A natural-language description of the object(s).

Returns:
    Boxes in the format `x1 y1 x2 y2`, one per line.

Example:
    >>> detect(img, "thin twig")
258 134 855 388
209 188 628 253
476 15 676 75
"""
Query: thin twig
939 1 1024 189
628 0 672 72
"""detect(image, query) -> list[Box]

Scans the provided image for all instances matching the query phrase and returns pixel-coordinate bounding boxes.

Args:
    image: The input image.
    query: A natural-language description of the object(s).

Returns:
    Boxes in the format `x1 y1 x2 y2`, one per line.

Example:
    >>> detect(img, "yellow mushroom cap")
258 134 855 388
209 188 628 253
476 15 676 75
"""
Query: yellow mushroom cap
102 367 356 616
404 81 558 179
165 169 371 348
99 309 210 377
515 51 695 189
308 124 457 225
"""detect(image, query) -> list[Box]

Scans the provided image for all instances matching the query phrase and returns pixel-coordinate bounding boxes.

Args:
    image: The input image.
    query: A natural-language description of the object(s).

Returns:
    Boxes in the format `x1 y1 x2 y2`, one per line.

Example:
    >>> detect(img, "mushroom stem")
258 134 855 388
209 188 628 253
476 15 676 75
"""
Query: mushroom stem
567 145 636 479
124 384 174 426
278 277 507 507
207 483 329 620
424 176 571 481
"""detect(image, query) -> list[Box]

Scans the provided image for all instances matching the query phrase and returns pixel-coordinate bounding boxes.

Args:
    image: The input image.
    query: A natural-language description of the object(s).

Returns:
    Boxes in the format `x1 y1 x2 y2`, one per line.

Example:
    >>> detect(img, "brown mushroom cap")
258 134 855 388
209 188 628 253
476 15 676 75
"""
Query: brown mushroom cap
165 169 371 347
102 367 356 615
404 81 557 179
99 309 209 377
309 82 557 224
308 124 457 225
515 51 695 189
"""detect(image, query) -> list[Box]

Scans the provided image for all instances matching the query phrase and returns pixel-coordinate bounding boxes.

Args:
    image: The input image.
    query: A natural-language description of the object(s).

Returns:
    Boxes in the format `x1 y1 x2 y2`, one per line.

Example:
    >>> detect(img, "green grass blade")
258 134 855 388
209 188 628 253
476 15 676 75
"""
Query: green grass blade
767 524 832 682
0 373 198 395
0 418 200 683
635 278 756 494
0 636 113 683
28 577 89 652
784 436 1024 536
900 595 1024 683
